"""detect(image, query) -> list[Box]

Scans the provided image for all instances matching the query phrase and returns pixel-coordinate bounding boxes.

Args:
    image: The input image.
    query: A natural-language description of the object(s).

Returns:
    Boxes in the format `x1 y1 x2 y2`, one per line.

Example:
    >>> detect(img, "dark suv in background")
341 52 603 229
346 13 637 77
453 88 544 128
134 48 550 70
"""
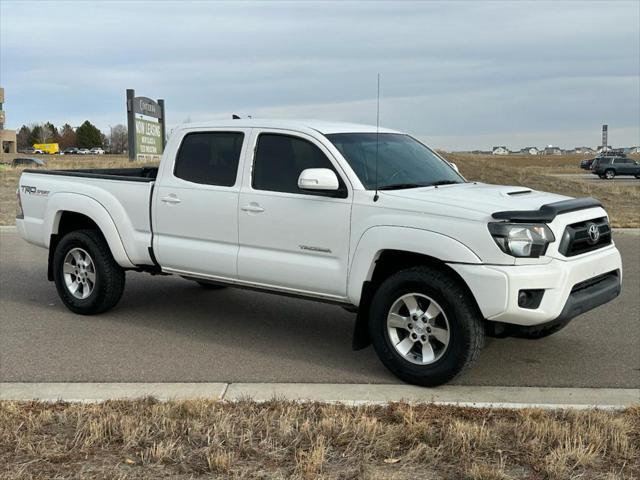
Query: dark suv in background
591 156 640 179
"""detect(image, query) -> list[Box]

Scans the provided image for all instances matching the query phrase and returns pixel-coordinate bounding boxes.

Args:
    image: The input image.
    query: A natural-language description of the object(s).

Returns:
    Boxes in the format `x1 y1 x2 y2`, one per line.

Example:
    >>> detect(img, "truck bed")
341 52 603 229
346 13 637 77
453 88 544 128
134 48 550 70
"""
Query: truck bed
19 168 158 267
23 167 159 182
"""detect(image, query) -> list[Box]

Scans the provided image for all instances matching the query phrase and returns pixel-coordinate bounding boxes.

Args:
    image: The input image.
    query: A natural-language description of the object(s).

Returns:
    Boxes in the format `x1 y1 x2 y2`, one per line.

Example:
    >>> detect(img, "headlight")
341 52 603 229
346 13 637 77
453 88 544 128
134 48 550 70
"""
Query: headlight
488 222 555 258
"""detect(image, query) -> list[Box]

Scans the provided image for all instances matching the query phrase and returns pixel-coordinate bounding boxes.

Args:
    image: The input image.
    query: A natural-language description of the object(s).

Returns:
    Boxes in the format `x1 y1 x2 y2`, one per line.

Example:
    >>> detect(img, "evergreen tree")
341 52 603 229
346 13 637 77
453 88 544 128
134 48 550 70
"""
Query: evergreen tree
17 125 32 150
28 125 42 146
75 120 104 148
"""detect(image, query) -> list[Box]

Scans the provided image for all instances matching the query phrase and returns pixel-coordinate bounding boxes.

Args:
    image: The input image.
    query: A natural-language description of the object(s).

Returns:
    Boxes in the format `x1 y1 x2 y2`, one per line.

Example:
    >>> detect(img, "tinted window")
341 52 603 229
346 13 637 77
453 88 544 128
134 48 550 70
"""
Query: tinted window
174 132 244 186
252 133 345 195
326 133 463 190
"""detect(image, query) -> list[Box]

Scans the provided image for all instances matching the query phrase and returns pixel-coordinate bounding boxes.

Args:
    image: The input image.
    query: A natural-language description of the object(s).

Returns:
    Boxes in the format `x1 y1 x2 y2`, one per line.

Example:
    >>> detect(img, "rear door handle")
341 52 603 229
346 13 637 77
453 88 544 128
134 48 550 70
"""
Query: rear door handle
160 195 181 205
241 203 264 213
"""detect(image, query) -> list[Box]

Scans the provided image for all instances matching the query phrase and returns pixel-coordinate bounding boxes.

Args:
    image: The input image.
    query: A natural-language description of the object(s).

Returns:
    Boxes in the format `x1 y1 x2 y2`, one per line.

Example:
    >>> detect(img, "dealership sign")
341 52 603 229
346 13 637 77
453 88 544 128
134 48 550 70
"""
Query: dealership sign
126 89 166 161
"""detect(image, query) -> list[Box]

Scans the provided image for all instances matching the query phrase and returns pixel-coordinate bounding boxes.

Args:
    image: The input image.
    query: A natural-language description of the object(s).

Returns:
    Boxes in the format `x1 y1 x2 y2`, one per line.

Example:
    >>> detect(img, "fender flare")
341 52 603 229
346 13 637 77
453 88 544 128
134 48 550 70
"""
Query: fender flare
347 226 481 305
44 192 135 268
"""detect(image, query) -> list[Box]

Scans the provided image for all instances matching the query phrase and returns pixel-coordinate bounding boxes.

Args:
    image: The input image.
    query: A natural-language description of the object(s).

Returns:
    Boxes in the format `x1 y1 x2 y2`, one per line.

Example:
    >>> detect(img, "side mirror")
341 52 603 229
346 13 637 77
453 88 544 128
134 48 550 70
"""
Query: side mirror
449 162 460 173
298 168 339 191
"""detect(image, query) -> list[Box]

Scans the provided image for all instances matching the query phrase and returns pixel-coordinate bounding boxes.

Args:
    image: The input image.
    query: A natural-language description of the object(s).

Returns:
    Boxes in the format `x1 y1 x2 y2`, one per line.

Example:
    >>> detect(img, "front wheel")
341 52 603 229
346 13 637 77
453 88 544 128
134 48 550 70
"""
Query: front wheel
604 169 615 180
368 266 484 386
53 229 125 315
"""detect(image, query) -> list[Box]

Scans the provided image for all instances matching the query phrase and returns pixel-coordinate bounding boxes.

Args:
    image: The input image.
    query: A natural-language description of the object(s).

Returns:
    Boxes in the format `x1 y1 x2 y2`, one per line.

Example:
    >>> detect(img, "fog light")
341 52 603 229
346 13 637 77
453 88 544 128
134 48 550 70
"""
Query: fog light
518 289 544 309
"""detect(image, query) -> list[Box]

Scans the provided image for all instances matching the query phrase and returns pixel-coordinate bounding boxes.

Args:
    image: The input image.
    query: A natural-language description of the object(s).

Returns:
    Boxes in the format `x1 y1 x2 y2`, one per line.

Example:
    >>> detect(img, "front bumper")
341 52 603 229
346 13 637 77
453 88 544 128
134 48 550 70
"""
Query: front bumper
449 244 622 326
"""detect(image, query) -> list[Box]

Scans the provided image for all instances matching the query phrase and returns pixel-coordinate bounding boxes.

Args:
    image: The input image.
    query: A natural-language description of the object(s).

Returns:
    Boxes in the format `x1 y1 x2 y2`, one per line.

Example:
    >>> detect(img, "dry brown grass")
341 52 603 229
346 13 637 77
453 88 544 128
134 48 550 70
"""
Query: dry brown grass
0 399 637 479
1 152 638 227
444 153 640 228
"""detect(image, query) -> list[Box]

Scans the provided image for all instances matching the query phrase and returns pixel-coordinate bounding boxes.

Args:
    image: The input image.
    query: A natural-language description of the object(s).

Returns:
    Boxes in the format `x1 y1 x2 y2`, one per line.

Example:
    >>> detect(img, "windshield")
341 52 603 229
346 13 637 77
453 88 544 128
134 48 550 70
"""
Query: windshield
326 133 464 190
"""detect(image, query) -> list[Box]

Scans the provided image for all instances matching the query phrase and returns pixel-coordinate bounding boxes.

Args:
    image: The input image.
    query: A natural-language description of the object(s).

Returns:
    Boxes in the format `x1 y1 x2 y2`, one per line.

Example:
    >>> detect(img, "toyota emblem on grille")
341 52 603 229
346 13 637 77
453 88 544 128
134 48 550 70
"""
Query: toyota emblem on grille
587 223 600 244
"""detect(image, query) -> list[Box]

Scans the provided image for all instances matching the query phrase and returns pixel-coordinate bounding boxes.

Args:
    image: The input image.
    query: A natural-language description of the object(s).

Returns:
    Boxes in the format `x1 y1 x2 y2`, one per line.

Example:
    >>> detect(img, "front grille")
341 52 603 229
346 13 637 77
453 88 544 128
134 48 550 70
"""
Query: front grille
559 217 611 257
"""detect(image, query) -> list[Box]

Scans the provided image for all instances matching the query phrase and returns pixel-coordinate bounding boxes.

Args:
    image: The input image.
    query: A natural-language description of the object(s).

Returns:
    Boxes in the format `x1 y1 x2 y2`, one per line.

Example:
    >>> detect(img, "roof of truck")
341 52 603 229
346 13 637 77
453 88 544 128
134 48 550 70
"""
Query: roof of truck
176 119 402 135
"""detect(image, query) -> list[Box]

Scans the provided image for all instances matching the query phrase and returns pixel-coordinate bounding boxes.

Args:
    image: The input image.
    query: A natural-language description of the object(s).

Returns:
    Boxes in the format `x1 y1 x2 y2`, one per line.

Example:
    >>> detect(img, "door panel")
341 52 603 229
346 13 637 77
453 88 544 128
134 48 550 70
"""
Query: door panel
238 191 351 296
238 130 352 298
154 184 240 277
153 129 250 278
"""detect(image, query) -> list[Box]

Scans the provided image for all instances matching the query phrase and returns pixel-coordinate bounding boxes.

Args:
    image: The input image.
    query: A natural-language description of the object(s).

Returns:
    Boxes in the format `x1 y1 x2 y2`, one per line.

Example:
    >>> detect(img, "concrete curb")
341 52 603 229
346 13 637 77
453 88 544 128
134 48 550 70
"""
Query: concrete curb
1 383 637 409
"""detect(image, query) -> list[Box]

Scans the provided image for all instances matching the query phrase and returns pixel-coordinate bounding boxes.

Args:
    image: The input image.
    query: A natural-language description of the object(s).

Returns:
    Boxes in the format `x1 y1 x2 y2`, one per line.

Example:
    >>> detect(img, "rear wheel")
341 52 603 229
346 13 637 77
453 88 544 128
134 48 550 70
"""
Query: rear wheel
53 229 125 315
604 169 615 180
368 266 484 386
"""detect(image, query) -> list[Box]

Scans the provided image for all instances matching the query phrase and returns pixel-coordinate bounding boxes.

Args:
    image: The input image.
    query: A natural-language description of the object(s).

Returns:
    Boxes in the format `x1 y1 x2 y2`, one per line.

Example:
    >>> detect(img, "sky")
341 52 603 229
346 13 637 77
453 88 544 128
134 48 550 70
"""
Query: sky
1 0 639 151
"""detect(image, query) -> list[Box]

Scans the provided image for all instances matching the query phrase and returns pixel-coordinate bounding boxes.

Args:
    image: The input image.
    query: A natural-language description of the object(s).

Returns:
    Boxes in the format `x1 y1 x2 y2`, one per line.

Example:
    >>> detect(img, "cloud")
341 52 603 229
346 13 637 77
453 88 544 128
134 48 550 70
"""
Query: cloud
1 0 638 149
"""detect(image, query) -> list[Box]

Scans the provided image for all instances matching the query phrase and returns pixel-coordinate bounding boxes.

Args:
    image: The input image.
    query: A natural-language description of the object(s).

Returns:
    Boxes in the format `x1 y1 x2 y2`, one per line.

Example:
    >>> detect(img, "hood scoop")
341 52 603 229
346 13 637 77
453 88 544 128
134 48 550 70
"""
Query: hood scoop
506 189 533 196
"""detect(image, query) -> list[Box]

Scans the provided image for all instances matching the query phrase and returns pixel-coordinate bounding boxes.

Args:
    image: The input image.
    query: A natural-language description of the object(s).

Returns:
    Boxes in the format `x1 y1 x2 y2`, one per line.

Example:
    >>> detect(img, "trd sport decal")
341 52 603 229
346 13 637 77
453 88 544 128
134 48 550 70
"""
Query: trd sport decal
20 185 50 196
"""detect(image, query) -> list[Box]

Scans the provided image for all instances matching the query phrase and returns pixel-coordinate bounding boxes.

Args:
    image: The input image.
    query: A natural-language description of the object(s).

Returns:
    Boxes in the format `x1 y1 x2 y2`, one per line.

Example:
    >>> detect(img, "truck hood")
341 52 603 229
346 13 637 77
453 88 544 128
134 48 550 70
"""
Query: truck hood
380 182 570 219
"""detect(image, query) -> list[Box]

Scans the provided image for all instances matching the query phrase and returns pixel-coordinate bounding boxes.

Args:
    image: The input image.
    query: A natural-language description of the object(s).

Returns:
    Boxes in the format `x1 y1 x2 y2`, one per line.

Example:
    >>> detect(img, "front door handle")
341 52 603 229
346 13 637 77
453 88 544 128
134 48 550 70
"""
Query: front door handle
160 195 181 205
241 203 265 213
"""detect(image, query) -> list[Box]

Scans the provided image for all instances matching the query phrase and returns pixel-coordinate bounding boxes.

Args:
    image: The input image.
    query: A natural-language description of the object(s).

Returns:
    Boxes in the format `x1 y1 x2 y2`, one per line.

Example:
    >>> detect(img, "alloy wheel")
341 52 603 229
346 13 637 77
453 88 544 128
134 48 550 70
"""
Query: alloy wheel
63 248 96 299
386 293 451 365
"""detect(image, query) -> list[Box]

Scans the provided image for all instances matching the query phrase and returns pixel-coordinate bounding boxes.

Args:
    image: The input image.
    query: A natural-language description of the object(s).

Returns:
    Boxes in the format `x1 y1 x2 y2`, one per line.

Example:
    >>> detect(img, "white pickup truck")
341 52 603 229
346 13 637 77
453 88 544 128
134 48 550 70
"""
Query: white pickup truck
17 120 622 386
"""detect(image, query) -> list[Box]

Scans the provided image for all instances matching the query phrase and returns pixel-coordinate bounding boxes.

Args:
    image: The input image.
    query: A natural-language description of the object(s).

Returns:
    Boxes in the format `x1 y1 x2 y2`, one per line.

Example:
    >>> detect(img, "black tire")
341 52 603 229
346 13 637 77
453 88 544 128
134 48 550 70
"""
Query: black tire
195 280 226 290
53 229 125 315
604 169 615 180
368 266 484 387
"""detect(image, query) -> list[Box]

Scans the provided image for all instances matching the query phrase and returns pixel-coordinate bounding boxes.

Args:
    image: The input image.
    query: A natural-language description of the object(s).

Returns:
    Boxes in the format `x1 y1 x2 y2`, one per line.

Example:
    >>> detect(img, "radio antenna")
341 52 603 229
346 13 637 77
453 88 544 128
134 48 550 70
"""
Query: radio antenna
373 73 380 202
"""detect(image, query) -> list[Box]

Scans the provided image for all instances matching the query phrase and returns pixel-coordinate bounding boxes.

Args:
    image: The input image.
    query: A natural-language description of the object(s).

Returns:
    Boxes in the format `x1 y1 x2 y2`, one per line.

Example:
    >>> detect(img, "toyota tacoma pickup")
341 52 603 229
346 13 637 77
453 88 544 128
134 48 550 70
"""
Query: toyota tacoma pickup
16 120 623 386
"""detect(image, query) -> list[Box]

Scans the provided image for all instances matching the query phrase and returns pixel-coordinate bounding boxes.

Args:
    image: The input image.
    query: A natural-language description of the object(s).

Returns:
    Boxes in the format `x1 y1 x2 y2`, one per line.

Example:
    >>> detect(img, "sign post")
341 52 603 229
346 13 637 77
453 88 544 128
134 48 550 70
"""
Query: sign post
126 88 166 162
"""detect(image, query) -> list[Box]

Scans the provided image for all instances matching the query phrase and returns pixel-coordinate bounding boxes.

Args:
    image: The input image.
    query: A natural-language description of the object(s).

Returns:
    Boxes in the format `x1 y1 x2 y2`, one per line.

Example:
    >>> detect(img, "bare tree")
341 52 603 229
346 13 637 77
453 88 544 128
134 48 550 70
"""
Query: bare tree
109 124 128 154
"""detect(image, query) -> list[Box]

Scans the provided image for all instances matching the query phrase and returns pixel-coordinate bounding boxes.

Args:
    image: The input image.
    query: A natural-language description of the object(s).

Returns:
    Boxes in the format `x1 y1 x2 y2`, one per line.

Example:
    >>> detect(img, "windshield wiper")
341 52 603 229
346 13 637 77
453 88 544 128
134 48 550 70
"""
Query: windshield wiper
427 180 462 187
377 183 431 191
378 180 462 190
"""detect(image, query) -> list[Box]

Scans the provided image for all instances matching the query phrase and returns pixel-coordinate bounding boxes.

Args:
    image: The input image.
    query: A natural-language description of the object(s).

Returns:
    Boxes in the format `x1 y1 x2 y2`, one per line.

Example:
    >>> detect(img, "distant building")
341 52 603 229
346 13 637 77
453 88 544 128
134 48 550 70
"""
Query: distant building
492 146 509 155
0 87 17 154
597 145 613 154
625 146 640 154
544 145 562 155
572 146 596 155
519 146 540 155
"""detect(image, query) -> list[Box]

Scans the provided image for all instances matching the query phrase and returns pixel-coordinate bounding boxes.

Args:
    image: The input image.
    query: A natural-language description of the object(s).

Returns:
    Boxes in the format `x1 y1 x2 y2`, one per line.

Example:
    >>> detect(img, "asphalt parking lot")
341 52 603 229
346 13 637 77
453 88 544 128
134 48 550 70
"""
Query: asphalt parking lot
1 230 638 388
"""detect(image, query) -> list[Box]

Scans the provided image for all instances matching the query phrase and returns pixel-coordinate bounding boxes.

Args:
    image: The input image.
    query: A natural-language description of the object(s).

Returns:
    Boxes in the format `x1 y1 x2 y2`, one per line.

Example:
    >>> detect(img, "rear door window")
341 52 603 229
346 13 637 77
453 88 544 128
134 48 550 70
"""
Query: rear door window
174 132 244 186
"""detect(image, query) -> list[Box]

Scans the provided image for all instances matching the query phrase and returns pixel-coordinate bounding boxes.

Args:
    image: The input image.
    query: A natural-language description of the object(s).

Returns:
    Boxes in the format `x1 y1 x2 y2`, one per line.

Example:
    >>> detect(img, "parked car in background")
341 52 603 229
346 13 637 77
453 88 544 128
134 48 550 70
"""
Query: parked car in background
19 147 36 154
61 147 80 155
591 156 640 179
580 158 595 170
33 143 60 155
89 147 105 155
11 157 46 167
77 148 90 155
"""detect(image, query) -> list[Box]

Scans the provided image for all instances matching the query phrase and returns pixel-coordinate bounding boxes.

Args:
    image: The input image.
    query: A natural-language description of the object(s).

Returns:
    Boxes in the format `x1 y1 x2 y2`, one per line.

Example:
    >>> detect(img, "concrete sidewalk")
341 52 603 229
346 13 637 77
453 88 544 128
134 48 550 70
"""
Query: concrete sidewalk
1 383 638 409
